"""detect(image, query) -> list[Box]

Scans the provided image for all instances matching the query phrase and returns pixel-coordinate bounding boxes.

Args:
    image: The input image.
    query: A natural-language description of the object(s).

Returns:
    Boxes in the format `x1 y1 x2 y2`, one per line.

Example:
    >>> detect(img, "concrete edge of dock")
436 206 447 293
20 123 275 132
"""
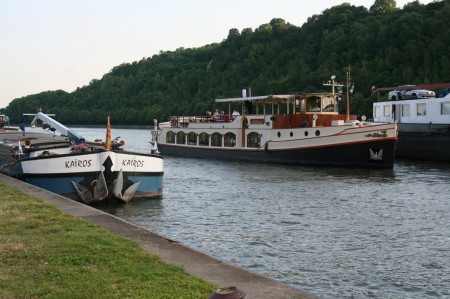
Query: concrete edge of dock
0 173 317 299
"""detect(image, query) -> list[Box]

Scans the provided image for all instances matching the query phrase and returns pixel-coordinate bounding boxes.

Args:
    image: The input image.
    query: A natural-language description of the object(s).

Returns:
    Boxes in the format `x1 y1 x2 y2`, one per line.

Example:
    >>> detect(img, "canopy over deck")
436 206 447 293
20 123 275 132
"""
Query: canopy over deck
215 94 296 104
215 93 336 104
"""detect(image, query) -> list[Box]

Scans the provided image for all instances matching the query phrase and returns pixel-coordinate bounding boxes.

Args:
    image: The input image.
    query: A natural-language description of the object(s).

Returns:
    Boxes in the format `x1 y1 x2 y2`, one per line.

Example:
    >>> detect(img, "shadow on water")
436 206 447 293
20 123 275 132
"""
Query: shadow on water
200 157 398 186
97 197 164 217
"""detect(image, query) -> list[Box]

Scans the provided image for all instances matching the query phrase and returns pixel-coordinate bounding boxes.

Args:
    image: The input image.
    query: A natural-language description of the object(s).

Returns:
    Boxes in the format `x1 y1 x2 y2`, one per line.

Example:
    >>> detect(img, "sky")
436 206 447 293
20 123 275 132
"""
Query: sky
0 0 435 109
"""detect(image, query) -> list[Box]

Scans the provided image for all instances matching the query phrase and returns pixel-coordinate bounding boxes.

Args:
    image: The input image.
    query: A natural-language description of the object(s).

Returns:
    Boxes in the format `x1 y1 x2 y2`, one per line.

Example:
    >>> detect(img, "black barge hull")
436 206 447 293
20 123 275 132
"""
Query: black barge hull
159 139 396 168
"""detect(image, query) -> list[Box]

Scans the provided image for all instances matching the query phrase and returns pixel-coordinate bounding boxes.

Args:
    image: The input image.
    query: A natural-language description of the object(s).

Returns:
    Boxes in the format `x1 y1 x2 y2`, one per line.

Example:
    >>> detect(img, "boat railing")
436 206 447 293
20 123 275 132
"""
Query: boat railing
271 114 351 129
170 115 234 127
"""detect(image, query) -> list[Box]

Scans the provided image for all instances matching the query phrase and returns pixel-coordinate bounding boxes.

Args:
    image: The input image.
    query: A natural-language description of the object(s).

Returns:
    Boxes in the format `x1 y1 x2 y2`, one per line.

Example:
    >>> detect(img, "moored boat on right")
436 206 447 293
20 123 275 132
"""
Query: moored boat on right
372 83 450 162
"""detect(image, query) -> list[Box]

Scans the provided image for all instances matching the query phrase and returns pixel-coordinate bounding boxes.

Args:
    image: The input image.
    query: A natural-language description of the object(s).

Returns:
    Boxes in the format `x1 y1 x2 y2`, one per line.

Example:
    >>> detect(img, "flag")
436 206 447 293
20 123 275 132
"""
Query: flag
105 115 111 150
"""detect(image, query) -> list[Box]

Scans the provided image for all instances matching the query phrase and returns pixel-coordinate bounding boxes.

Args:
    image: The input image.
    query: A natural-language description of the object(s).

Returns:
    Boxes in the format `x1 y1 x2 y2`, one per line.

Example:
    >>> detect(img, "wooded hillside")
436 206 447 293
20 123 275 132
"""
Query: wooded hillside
2 0 449 125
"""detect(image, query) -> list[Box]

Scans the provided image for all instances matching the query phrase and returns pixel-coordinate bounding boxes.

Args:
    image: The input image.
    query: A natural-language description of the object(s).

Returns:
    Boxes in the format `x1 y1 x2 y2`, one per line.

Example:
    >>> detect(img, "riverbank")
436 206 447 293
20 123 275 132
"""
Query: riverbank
0 174 315 299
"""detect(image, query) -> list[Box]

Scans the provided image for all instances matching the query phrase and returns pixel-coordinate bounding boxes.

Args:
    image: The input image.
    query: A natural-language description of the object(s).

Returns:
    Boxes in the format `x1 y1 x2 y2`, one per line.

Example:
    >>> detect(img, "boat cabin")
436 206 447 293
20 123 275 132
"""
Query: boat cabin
213 92 350 129
159 91 358 152
373 95 450 124
216 93 339 114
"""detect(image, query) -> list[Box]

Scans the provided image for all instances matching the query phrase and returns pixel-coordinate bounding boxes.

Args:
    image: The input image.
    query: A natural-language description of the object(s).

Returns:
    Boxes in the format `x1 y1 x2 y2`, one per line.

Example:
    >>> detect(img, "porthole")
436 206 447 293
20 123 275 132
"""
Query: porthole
304 131 309 137
315 130 320 137
290 132 293 137
277 132 281 138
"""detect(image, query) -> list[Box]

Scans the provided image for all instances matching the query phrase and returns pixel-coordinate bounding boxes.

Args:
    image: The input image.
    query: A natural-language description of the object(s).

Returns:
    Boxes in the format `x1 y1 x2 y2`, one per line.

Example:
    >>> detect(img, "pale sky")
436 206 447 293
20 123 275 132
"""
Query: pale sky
0 0 434 109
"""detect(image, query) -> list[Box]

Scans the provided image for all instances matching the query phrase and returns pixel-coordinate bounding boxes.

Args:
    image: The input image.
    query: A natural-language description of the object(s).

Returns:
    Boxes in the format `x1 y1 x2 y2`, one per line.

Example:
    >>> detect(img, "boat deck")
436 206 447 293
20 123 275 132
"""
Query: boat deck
0 131 70 148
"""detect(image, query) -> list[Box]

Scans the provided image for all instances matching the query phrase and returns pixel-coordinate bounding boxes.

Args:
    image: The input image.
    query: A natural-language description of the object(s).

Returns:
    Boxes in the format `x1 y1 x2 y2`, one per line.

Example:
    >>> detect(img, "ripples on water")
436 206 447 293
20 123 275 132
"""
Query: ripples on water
73 127 450 298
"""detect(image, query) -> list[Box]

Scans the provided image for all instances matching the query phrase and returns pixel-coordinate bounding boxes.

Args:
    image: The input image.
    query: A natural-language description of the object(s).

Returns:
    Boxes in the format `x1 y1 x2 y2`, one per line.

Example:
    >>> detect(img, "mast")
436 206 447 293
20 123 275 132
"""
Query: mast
323 75 344 113
346 68 351 122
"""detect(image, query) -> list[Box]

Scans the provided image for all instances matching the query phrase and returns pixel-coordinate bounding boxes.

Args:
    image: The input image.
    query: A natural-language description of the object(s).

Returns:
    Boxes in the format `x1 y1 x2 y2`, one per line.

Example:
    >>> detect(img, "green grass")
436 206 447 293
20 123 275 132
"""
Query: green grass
0 183 215 298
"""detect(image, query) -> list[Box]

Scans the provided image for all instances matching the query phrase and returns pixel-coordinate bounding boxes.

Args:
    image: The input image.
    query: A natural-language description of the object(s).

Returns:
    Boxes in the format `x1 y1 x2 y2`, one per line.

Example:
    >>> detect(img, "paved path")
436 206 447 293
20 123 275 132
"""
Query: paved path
0 174 317 299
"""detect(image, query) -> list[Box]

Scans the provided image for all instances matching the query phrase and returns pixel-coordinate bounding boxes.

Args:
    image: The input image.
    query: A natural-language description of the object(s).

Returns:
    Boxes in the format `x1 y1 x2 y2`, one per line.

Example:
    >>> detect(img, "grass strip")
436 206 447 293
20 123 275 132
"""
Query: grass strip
0 183 215 298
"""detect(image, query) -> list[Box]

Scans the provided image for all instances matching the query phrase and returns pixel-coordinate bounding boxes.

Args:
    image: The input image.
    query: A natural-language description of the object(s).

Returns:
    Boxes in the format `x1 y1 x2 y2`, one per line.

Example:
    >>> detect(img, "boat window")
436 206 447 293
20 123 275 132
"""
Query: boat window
166 131 175 144
300 99 306 112
294 99 300 113
307 96 321 112
417 103 426 116
211 133 222 147
176 132 186 144
401 104 410 117
187 132 197 145
441 102 450 115
199 132 209 146
322 96 335 112
383 105 391 118
247 132 260 148
250 119 265 125
224 133 236 147
374 106 381 118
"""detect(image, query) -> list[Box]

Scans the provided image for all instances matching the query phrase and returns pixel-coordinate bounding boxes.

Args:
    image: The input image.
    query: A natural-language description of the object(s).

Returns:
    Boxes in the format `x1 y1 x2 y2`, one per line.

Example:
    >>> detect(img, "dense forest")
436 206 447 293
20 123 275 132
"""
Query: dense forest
2 0 449 125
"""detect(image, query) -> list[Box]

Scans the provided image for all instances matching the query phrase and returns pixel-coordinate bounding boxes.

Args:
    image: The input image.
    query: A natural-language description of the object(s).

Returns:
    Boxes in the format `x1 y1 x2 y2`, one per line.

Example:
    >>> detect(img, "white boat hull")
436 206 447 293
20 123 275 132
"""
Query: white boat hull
158 119 397 168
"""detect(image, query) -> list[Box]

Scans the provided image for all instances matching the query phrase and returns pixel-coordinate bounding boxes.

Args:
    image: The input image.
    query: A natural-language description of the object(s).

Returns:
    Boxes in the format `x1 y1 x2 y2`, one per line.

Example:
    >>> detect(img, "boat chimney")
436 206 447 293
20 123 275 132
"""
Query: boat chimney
151 119 160 140
312 114 318 127
150 119 160 155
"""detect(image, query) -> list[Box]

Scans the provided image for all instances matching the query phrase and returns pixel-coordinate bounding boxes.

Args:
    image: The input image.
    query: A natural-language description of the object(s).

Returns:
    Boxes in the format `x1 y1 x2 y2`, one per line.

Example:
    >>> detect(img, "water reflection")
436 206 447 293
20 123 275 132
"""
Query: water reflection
99 198 164 218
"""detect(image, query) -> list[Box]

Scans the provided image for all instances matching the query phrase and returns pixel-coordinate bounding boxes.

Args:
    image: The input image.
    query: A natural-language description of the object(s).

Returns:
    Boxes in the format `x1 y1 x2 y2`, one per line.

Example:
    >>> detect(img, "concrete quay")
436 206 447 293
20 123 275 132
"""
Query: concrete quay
0 173 317 299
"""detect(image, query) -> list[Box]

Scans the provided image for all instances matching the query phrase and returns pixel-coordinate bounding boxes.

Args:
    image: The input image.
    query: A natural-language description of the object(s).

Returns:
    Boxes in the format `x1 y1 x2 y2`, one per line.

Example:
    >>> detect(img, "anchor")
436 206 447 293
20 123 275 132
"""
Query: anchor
112 169 140 203
72 171 108 204
369 148 383 161
71 155 141 203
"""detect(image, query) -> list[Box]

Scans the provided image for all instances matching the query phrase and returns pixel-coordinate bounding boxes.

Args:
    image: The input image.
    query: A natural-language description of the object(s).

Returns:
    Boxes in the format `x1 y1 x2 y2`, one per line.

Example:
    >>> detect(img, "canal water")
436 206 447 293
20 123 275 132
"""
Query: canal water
74 127 450 298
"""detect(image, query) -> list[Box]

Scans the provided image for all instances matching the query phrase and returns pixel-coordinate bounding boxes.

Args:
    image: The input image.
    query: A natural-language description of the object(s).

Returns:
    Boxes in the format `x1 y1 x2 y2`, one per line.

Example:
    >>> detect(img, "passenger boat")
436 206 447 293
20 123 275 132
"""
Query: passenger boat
372 83 450 162
156 76 397 168
0 112 163 204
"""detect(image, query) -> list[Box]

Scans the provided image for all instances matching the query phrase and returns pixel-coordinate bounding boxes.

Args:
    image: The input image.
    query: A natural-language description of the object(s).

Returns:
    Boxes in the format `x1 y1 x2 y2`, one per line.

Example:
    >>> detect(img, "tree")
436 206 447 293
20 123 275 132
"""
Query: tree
369 0 397 13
